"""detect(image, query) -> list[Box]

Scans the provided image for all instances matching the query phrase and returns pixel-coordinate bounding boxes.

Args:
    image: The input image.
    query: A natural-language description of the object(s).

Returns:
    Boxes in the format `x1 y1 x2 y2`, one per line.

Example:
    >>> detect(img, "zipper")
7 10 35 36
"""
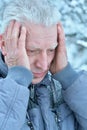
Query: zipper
26 112 34 130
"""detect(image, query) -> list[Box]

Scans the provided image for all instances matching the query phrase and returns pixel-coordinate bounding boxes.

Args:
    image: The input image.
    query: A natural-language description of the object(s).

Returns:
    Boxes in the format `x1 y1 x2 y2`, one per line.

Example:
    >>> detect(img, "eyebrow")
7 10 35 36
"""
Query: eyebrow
27 42 58 50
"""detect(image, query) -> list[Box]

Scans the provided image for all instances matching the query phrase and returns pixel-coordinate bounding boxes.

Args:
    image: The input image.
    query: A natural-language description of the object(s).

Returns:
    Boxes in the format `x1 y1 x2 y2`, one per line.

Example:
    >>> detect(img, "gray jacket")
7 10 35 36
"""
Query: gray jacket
0 51 87 130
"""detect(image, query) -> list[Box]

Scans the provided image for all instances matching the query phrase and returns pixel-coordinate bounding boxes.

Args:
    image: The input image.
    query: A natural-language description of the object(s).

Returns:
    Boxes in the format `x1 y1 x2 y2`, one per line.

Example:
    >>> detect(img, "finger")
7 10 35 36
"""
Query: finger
5 20 15 51
0 35 2 49
18 26 30 69
18 26 27 49
0 35 2 40
6 20 14 39
57 22 65 46
11 21 21 48
58 23 68 58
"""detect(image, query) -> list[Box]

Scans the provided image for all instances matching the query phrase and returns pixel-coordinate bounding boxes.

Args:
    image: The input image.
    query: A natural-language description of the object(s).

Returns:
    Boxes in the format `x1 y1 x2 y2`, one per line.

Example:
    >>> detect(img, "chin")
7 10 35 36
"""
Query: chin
32 77 44 84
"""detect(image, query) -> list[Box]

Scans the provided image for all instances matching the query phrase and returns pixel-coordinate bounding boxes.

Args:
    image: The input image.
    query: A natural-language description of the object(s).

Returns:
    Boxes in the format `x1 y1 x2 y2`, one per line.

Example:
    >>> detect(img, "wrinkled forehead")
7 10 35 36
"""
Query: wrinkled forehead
25 22 57 40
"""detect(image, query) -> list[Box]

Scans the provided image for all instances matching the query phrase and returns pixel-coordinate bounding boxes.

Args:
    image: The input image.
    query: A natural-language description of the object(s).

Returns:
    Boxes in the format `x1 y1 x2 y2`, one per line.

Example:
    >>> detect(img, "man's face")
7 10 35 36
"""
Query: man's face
25 23 58 84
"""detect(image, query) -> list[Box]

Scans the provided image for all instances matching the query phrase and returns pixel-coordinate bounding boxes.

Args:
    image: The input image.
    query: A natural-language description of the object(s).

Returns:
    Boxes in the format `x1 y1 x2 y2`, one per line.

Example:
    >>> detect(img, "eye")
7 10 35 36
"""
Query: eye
30 50 36 53
27 49 40 56
47 49 55 55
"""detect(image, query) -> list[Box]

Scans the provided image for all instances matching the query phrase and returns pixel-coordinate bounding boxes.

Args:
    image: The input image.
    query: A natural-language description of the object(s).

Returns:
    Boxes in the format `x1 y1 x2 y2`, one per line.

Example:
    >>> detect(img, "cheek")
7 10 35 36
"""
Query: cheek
28 55 36 68
48 53 55 64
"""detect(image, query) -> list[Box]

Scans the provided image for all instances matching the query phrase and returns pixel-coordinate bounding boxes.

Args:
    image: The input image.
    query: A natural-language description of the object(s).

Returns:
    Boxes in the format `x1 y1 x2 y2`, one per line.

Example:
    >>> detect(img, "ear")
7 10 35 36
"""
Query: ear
0 35 7 56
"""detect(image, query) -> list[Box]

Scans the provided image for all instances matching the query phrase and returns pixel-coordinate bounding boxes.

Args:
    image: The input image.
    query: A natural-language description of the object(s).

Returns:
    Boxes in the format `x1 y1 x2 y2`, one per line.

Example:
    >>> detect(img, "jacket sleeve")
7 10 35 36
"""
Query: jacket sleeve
0 66 33 130
52 63 87 129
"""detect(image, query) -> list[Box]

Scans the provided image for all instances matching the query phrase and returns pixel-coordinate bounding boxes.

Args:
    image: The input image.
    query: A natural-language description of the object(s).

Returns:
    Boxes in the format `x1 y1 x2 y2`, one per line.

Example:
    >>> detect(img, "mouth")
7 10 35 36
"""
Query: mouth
33 72 47 78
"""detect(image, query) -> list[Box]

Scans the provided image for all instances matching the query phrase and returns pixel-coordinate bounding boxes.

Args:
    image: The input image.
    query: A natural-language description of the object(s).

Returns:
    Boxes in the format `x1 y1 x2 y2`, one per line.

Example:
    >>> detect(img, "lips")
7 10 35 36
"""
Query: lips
33 72 46 78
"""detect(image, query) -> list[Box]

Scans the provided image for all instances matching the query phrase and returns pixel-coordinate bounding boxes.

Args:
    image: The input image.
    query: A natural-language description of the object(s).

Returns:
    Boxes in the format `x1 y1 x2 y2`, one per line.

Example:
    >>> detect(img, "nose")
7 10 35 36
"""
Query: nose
36 51 48 71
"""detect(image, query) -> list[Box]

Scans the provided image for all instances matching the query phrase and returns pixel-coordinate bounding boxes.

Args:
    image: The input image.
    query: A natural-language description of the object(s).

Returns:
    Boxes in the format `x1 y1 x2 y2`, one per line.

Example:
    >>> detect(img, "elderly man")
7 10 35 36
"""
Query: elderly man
0 0 87 130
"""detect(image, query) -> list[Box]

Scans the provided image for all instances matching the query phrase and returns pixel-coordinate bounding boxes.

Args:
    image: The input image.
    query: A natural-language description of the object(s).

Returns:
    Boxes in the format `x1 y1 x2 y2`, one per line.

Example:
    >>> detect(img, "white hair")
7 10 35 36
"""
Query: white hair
0 0 61 33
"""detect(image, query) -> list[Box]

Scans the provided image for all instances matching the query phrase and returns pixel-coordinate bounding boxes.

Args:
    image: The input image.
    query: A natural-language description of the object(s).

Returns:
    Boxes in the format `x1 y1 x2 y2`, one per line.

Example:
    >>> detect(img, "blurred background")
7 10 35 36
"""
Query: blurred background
0 0 87 70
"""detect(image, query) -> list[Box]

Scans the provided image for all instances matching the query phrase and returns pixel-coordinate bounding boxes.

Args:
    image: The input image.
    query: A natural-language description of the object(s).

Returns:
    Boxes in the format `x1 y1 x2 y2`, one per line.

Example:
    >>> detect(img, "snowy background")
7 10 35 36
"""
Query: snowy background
0 0 87 70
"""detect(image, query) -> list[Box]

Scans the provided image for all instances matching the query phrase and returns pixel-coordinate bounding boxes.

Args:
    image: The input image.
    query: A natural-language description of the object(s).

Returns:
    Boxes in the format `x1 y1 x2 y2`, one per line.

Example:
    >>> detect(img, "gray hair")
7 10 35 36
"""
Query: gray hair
0 0 61 34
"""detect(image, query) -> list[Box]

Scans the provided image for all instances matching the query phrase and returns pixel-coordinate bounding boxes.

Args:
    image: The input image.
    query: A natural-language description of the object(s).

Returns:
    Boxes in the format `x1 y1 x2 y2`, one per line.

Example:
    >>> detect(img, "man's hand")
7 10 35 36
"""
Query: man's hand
2 20 30 70
0 35 2 49
50 22 68 74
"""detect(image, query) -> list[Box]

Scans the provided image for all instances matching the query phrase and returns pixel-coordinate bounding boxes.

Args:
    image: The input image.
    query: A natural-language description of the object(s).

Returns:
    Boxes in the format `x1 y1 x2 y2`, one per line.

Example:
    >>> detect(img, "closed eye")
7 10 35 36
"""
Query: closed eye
47 49 55 55
26 49 40 56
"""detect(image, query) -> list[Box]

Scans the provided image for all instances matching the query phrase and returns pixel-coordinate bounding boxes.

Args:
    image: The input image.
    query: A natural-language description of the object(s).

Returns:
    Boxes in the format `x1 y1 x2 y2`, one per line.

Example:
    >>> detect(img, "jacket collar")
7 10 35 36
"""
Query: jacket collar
0 50 8 78
30 73 51 88
37 73 51 86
